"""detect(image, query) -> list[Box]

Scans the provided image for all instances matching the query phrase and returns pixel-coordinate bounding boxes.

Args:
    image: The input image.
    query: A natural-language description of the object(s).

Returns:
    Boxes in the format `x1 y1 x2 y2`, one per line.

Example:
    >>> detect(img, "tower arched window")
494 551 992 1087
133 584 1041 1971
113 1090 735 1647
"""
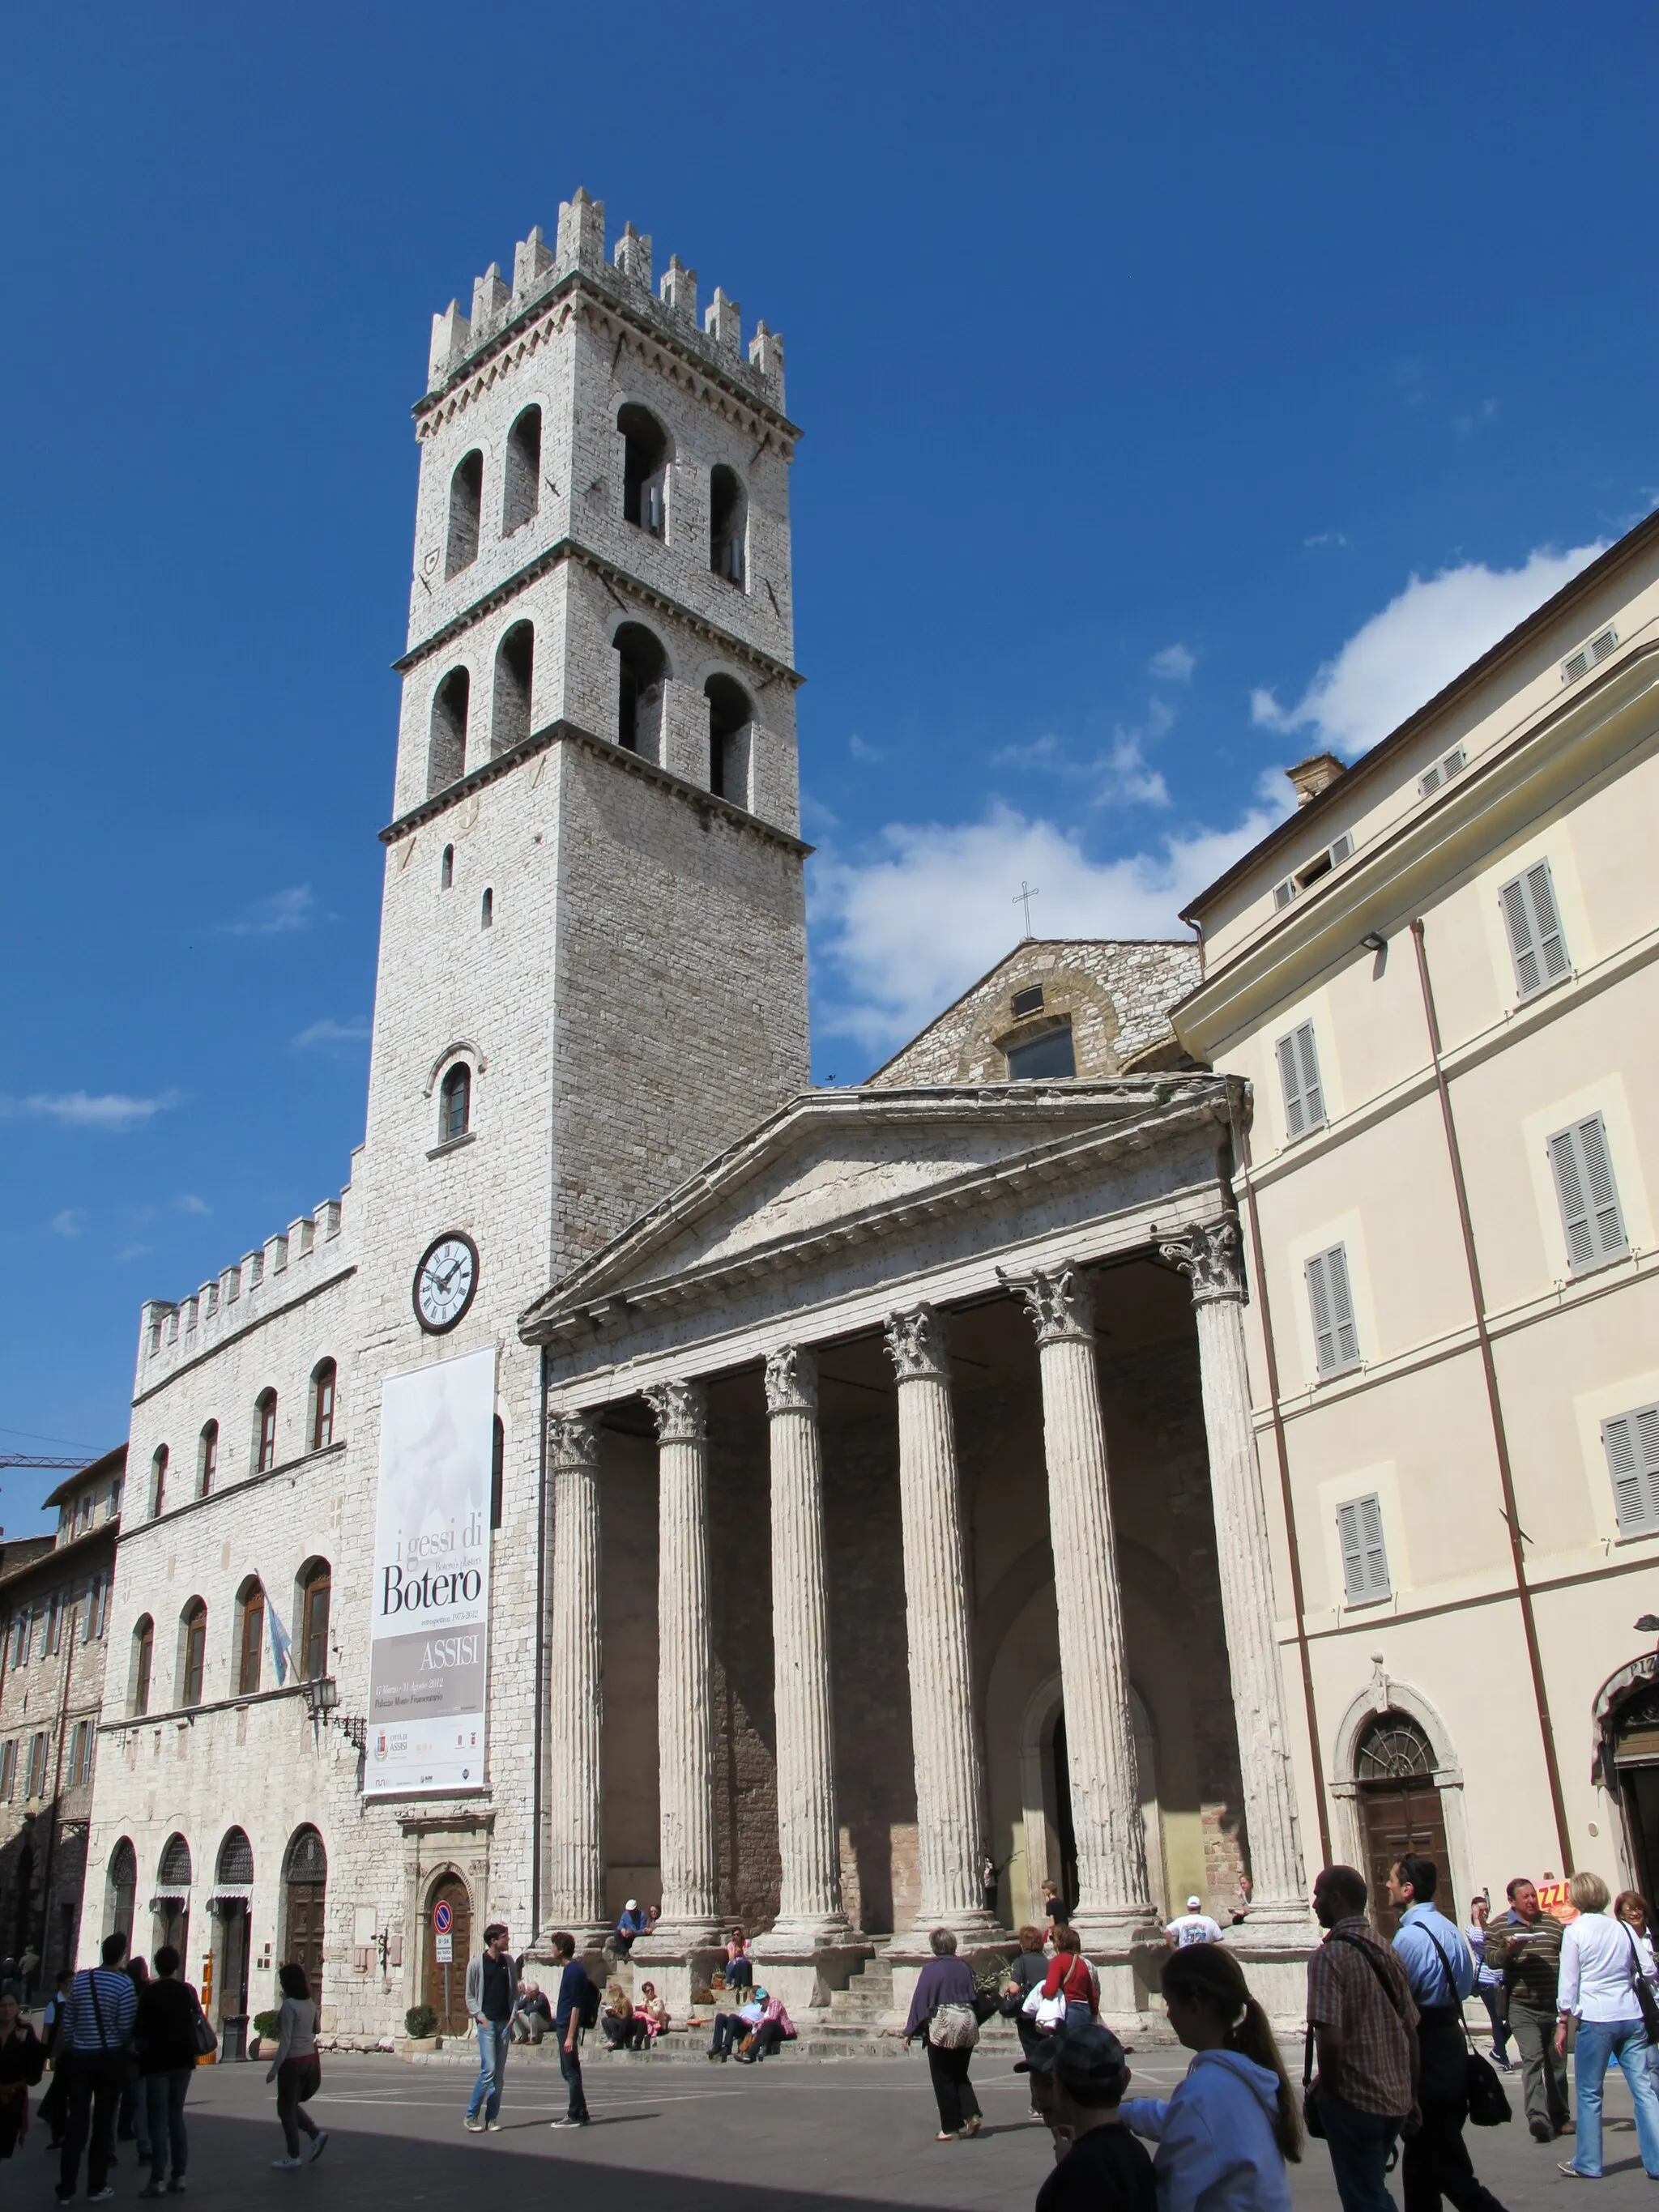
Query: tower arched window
179 1599 208 1708
439 1063 471 1144
706 674 753 805
440 845 454 890
480 887 493 930
710 465 747 586
493 622 534 756
130 1616 154 1718
618 403 669 538
428 668 470 795
503 406 541 535
445 449 484 578
297 1561 331 1682
149 1446 168 1519
235 1577 265 1697
615 623 668 762
198 1421 218 1498
254 1389 278 1474
310 1360 337 1452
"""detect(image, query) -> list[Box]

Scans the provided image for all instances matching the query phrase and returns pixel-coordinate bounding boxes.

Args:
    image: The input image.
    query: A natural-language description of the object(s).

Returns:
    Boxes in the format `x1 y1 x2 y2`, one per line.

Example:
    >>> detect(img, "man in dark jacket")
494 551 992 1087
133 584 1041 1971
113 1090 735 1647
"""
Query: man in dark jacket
132 1947 202 2196
548 1934 591 2129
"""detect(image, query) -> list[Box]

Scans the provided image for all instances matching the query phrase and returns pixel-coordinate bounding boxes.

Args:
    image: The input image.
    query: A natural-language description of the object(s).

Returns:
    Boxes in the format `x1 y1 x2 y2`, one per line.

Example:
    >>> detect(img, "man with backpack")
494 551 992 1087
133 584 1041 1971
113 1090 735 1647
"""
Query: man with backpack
547 1933 595 2129
1307 1865 1419 2212
1387 1856 1507 2212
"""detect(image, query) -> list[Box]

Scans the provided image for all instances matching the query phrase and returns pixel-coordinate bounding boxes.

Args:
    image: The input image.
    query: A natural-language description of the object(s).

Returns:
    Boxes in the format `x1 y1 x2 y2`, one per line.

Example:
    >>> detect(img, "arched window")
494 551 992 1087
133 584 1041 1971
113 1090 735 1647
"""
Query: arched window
107 1836 137 1950
297 1562 331 1682
254 1390 278 1474
283 1826 327 2002
130 1616 154 1717
235 1578 264 1697
159 1832 192 1888
440 1063 471 1143
179 1600 207 1708
618 404 669 537
706 674 753 805
491 1414 505 1531
493 621 534 756
198 1421 218 1498
480 887 493 930
149 1446 168 1519
310 1360 336 1452
1353 1709 1445 1934
440 843 454 890
216 1825 254 1886
445 449 484 578
615 623 667 761
710 465 746 586
428 667 470 795
503 406 541 535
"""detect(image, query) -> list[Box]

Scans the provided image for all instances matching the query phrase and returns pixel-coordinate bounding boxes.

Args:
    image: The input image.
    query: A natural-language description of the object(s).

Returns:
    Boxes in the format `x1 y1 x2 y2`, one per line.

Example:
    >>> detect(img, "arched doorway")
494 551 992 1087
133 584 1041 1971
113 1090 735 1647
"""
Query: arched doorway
1021 1681 1166 1923
1606 1678 1659 1901
107 1839 137 1953
212 1827 254 2034
282 1827 326 2002
154 1833 191 1964
423 1872 471 2037
1354 1712 1448 1936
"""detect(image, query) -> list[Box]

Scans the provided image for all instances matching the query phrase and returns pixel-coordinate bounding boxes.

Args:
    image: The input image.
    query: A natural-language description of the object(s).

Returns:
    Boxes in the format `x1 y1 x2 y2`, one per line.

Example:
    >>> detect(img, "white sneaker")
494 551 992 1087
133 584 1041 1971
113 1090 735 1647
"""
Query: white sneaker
272 2157 304 2170
309 2133 329 2163
463 2116 486 2133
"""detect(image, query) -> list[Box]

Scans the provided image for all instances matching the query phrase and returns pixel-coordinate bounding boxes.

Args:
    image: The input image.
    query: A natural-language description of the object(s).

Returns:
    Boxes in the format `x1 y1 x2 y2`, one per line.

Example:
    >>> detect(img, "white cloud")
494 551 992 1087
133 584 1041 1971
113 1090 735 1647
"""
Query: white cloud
0 1091 175 1132
992 702 1173 808
220 884 315 937
1149 643 1196 683
116 1242 154 1264
809 798 1287 1058
174 1193 211 1217
1252 543 1606 758
1303 531 1350 550
292 1014 370 1048
50 1208 85 1237
848 733 884 763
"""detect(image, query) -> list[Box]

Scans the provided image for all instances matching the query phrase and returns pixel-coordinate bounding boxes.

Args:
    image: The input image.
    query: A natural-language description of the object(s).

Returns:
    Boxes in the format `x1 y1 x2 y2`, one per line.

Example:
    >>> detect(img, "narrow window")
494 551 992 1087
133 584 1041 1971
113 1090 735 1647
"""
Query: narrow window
45 1595 62 1655
491 1414 505 1532
311 1360 337 1451
72 1718 94 1788
439 1062 471 1142
1276 1021 1325 1138
1010 986 1045 1020
441 844 454 890
180 1600 207 1707
255 1389 279 1473
1549 1112 1628 1272
28 1733 49 1797
709 464 746 585
493 621 534 755
0 1741 14 1801
617 403 668 537
132 1617 154 1716
428 667 471 795
445 449 484 578
480 887 493 929
615 624 667 761
13 1608 32 1668
198 1421 218 1498
1006 1022 1077 1080
706 674 753 803
1499 859 1570 999
149 1446 168 1519
237 1580 265 1697
85 1574 107 1642
503 405 542 535
299 1564 331 1681
1337 1495 1391 1601
1603 1404 1659 1536
1306 1243 1361 1375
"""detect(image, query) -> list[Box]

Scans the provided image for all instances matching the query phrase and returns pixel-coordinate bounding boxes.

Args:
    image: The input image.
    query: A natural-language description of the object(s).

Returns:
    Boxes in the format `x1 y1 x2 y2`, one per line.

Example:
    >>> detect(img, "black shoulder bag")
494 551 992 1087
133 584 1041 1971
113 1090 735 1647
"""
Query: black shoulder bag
1622 1924 1659 2042
1422 1924 1510 2128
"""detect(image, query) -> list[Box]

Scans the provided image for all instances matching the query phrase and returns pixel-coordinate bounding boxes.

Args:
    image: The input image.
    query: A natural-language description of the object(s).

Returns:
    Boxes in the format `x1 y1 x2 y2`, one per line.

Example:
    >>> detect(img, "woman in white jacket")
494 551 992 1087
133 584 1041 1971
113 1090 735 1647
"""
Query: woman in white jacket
1122 1946 1300 2212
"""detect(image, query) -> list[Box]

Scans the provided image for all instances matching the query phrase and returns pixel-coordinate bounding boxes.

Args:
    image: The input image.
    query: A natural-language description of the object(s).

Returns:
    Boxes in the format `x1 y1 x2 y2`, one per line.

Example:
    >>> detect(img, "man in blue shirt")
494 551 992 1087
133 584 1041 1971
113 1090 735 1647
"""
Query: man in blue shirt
1387 1855 1506 2212
58 1931 140 2202
547 1933 591 2129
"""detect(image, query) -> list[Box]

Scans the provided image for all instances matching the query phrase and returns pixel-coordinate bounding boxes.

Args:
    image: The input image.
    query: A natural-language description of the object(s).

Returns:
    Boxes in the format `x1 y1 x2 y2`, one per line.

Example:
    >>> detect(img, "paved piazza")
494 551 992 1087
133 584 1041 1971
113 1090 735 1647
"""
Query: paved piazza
17 2048 1656 2212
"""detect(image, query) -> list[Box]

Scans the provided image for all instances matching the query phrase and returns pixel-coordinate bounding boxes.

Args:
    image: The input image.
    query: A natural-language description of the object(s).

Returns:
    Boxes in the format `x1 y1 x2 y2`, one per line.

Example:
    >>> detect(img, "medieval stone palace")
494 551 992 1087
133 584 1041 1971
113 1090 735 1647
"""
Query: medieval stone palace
58 191 1659 2043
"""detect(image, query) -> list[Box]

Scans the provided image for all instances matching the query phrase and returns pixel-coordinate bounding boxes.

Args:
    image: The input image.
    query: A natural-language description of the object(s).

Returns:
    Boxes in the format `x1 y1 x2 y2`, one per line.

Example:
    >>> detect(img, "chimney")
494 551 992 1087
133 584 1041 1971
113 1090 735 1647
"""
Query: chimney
1286 752 1346 807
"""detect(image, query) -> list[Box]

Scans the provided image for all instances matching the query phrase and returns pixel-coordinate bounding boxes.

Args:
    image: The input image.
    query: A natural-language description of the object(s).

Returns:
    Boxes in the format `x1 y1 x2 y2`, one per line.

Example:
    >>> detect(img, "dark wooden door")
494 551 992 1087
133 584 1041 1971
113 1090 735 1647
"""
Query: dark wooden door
285 1881 326 2002
1359 1780 1449 1936
424 1878 471 2036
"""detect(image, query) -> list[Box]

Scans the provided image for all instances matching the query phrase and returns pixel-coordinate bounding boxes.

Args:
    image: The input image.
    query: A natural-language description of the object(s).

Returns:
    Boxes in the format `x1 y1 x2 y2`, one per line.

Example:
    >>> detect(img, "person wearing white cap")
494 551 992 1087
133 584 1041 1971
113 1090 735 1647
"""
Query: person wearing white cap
608 1899 650 1963
1165 1896 1224 1949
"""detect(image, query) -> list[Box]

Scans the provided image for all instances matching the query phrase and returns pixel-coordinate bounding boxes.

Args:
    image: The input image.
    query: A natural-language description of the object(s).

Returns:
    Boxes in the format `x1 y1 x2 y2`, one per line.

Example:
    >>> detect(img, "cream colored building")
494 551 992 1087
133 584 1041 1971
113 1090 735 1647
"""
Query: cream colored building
1175 507 1659 1924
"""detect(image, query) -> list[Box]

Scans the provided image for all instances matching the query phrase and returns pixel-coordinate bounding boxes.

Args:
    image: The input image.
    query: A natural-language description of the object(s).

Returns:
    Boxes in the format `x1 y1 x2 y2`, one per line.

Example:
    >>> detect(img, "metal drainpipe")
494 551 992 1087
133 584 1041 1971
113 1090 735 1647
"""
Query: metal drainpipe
1408 917 1572 1873
531 1345 548 1941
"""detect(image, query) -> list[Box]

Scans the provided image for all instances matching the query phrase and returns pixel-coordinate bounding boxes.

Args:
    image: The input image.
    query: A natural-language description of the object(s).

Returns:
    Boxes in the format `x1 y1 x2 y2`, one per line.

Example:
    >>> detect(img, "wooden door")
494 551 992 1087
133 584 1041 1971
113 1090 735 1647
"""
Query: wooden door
424 1877 471 2036
284 1881 326 2003
1359 1780 1449 1936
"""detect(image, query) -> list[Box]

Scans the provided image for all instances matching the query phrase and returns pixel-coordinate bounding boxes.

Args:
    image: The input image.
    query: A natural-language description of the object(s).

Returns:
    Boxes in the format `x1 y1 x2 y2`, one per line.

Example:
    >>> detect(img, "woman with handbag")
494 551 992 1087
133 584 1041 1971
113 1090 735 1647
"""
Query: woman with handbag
1039 1925 1100 2033
1554 1869 1659 2180
0 1990 47 2156
267 1963 329 2169
131 1946 207 2195
902 1929 983 2142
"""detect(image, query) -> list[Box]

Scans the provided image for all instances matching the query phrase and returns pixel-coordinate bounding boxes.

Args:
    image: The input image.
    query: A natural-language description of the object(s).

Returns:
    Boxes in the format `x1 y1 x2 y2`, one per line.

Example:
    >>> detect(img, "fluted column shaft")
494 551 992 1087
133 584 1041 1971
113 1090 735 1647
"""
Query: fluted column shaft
756 1347 849 1950
544 1410 604 1938
1162 1217 1312 1941
643 1379 719 1942
885 1306 995 1937
1004 1264 1158 1949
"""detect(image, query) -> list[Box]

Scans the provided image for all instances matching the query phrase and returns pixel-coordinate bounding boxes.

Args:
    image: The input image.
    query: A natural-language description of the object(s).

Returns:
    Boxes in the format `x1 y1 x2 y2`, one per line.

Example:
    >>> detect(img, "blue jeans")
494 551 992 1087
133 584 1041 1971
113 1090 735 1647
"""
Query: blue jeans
1570 2017 1659 2176
1319 2086 1403 2212
466 2019 510 2123
143 2069 192 2184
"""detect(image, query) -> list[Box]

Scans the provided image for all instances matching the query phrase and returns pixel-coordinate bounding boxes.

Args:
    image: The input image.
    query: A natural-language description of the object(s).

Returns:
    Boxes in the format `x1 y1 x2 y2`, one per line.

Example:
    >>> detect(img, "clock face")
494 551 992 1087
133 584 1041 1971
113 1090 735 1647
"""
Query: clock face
413 1232 479 1334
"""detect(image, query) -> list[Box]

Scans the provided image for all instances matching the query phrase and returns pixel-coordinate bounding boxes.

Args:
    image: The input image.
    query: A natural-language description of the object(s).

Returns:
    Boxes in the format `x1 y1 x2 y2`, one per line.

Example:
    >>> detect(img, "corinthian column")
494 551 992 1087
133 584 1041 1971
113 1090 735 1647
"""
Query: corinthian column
1159 1217 1313 1946
884 1304 996 1941
1002 1263 1160 1953
543 1409 605 1941
753 1346 851 1954
638 1378 719 1946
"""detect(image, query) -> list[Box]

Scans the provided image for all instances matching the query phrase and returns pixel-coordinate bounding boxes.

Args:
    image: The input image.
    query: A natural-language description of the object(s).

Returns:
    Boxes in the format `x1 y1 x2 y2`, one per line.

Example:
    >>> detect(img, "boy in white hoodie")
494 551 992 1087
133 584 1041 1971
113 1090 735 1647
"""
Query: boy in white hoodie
1122 1945 1301 2212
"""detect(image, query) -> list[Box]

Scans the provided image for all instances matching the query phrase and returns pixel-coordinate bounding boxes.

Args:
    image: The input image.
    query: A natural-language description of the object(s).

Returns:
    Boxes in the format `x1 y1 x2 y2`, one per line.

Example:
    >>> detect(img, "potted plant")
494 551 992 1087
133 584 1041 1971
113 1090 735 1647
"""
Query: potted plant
249 2010 282 2061
404 2003 440 2053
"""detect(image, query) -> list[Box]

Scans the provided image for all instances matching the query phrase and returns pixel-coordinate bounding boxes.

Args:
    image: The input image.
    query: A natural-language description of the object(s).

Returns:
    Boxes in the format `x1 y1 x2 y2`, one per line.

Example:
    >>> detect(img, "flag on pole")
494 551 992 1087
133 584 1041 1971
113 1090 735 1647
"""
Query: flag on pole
267 1598 292 1686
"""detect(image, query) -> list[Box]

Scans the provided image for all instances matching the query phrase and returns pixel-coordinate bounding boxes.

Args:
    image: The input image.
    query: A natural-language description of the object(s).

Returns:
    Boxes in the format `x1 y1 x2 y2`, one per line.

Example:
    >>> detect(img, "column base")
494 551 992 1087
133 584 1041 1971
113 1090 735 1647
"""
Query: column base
740 1939 875 2015
885 1909 1005 1963
529 1922 610 1981
750 1914 857 1958
1068 1904 1166 1955
1222 1906 1320 2025
632 1920 724 1959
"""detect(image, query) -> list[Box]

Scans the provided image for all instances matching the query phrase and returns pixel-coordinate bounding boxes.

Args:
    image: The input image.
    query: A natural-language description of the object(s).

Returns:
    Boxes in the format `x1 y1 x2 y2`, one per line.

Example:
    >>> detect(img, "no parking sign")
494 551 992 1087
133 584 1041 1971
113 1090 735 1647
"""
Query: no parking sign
433 1901 453 1935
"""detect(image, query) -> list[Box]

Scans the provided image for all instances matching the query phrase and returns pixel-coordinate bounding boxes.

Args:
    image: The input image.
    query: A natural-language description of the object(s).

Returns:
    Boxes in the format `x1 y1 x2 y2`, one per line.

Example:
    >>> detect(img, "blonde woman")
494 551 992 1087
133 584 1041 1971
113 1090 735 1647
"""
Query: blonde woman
1555 1869 1659 2179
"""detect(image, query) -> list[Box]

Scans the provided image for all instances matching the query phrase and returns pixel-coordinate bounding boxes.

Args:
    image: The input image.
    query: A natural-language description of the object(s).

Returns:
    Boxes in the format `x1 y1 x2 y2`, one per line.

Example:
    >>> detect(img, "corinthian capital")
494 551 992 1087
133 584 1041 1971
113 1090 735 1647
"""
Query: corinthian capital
1159 1215 1247 1306
546 1408 602 1473
764 1345 819 1417
883 1302 949 1382
1000 1260 1094 1345
642 1377 708 1443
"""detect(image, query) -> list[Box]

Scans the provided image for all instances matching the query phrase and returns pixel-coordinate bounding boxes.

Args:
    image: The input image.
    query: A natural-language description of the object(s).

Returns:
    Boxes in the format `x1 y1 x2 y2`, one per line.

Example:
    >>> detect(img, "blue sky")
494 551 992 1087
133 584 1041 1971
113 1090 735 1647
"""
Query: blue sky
4 3 1657 1529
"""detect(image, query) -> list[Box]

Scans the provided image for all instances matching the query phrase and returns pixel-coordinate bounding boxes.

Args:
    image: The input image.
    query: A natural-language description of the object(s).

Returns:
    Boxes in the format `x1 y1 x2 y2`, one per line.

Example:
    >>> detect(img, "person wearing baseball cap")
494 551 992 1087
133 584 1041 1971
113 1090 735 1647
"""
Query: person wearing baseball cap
1165 1896 1224 1949
1017 2025 1155 2212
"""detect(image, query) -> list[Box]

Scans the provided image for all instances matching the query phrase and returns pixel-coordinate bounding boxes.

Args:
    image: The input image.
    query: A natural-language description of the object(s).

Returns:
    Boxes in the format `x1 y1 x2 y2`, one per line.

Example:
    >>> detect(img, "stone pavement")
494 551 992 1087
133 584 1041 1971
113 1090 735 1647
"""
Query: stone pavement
16 2047 1656 2211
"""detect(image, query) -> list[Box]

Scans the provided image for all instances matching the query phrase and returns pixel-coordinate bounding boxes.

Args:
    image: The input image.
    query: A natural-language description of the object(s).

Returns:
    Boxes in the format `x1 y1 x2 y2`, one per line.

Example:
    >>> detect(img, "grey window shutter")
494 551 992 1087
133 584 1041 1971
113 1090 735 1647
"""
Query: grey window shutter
1525 862 1570 984
1501 860 1570 997
1337 1494 1390 1599
1279 1022 1325 1138
1550 1114 1628 1269
1307 1251 1336 1370
1277 1034 1305 1137
1603 1406 1659 1533
1297 1024 1325 1128
1307 1242 1360 1373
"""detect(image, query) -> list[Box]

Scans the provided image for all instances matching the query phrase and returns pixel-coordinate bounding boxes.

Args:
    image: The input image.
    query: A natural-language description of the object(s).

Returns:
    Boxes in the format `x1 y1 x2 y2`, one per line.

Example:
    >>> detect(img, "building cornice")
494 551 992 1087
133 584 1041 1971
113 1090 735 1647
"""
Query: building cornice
0 1522 117 1597
113 1439 348 1543
131 1266 356 1408
378 715 811 856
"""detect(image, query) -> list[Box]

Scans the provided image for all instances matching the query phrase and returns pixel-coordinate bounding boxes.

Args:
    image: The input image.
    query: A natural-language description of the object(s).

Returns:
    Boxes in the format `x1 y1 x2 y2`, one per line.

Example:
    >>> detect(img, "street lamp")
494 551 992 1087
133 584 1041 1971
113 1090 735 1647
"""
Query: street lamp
300 1674 339 1724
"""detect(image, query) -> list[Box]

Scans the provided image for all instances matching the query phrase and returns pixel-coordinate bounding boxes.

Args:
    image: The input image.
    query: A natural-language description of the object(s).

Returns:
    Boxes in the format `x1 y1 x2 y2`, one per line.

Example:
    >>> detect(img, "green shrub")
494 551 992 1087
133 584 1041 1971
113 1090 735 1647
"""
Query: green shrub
405 2004 438 2039
252 2010 281 2040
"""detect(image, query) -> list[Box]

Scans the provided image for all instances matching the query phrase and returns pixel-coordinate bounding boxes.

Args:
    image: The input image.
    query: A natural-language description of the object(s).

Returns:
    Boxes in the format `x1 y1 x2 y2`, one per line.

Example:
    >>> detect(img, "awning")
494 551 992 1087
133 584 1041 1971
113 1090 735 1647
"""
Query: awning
207 1886 254 1907
149 1889 190 1907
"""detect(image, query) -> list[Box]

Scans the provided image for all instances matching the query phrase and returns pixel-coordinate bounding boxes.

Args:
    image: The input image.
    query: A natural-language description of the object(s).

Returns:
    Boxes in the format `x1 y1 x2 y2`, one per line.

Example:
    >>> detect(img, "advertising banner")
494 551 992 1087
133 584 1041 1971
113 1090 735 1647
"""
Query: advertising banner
365 1345 495 1798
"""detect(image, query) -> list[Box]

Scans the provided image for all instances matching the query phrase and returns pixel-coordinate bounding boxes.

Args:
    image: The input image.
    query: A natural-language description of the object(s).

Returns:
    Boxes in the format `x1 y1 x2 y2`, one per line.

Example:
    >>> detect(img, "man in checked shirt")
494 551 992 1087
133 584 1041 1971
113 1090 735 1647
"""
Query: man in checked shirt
1307 1866 1421 2212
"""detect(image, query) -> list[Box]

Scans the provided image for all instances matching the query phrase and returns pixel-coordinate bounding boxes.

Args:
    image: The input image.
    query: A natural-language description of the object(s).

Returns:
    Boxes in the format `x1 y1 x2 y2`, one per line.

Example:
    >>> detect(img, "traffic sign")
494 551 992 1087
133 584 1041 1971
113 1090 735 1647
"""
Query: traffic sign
434 1933 453 1963
433 1901 453 1934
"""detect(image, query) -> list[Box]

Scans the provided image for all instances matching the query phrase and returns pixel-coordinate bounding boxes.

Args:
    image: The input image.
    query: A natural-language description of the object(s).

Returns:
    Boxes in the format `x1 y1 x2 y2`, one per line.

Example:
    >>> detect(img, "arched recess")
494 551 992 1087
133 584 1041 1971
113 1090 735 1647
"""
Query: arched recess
211 1826 255 2030
617 403 670 536
106 1836 137 1951
153 1831 192 1959
421 1866 472 2036
1330 1672 1473 1928
1017 1670 1165 1927
492 620 534 756
705 671 753 805
502 405 541 535
446 449 483 578
428 667 471 795
282 1826 327 2002
614 622 668 762
1593 1656 1659 1900
423 1039 488 1097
